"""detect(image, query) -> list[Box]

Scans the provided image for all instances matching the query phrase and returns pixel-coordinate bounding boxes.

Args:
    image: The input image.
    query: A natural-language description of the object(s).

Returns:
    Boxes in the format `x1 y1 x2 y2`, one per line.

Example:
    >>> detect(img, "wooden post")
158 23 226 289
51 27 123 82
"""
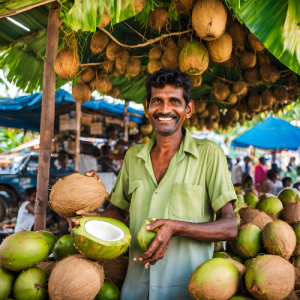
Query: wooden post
272 149 276 163
74 102 81 172
123 100 129 142
34 2 60 231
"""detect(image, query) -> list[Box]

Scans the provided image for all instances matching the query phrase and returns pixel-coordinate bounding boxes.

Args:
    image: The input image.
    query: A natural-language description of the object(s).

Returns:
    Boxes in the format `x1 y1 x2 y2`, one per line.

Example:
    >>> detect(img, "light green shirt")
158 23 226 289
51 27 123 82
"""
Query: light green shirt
110 129 236 300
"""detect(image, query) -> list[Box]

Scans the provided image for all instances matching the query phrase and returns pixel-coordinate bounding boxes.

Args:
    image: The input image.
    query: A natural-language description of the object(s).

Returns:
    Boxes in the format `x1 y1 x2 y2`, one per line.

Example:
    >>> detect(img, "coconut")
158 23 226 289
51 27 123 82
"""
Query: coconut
112 67 121 77
164 38 177 49
245 255 295 300
278 187 300 206
140 124 153 135
247 33 265 53
108 87 122 99
95 281 120 300
89 79 96 90
272 101 279 114
38 230 57 254
161 47 180 70
53 234 79 261
230 296 254 300
0 267 14 299
95 75 113 94
54 49 80 80
137 218 159 251
234 194 246 213
237 101 248 116
224 53 238 69
49 255 104 300
49 173 106 217
257 197 284 219
189 115 198 126
213 252 243 264
188 74 202 87
206 32 232 63
134 0 147 12
295 222 300 243
240 52 257 69
102 59 115 74
188 258 240 300
214 242 225 252
239 207 248 219
273 86 288 104
81 67 96 83
72 83 91 103
115 49 130 74
257 53 271 66
179 40 209 75
207 103 219 119
148 8 169 32
214 83 231 102
226 20 246 51
36 261 56 274
232 81 248 99
192 0 227 41
195 100 206 113
262 221 296 260
13 267 48 300
282 201 300 225
0 231 49 271
126 58 141 77
199 109 209 118
261 89 275 110
259 65 279 83
149 47 162 60
226 108 239 123
172 0 195 14
245 68 259 84
183 119 191 128
248 94 262 112
244 258 253 268
294 255 300 273
241 207 273 230
106 41 122 61
177 37 189 49
227 93 238 105
90 31 109 55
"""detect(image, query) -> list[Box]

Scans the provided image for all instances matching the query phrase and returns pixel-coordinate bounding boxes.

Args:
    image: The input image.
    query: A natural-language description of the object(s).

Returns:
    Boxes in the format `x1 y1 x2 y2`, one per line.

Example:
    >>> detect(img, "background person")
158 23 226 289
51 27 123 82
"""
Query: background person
232 157 243 184
254 157 267 188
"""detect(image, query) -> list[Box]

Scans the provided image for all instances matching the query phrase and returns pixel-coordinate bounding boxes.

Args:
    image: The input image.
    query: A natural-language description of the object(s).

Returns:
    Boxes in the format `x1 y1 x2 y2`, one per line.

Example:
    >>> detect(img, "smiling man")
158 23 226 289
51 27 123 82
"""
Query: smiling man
70 68 237 300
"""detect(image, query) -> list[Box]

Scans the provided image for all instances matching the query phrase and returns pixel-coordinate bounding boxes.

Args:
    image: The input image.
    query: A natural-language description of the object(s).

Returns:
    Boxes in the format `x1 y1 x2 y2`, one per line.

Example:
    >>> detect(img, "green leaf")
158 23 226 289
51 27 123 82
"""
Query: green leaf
168 3 179 22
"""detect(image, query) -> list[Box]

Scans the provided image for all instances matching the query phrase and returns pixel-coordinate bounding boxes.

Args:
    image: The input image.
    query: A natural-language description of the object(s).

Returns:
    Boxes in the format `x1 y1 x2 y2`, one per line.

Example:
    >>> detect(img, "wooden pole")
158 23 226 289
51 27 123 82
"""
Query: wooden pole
123 100 129 142
74 102 81 172
272 150 276 163
34 2 60 231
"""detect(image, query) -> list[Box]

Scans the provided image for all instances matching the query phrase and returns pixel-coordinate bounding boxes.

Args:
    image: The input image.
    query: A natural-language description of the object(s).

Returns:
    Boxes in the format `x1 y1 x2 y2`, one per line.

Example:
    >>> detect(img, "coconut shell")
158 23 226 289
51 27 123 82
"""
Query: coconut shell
247 33 265 53
207 103 219 119
273 86 288 104
90 31 109 55
248 94 262 112
36 261 56 274
172 0 195 14
126 58 141 77
227 256 247 277
147 60 162 74
99 9 111 28
257 53 271 66
72 83 91 103
106 41 122 61
80 67 96 83
149 47 163 60
282 201 300 225
54 49 80 80
259 65 279 83
240 52 257 69
108 87 122 99
102 60 115 74
161 47 180 70
148 8 169 32
96 75 113 94
188 74 202 87
214 83 231 102
224 53 238 69
134 0 147 12
227 93 238 105
261 89 275 110
177 37 189 49
195 100 206 113
49 255 104 300
207 32 233 63
245 68 260 84
226 20 246 51
115 49 130 74
241 206 273 230
232 81 248 99
192 0 227 41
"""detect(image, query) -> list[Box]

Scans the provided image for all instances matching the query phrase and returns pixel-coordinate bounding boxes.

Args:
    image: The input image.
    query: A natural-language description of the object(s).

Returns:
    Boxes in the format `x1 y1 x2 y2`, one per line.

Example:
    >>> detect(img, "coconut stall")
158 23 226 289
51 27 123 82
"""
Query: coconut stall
1 0 300 298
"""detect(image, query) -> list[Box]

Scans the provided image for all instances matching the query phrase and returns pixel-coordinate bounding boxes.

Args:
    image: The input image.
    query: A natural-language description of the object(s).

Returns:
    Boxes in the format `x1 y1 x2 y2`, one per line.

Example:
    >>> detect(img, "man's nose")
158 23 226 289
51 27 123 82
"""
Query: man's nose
159 102 171 115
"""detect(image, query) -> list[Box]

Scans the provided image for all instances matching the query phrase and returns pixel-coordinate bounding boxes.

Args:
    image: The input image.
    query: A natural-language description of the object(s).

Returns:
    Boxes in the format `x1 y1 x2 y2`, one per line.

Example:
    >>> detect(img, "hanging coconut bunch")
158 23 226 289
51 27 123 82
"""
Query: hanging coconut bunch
194 100 206 113
96 75 113 94
188 74 202 87
177 37 189 49
192 0 227 41
273 86 288 104
232 81 248 99
226 18 246 51
257 52 271 66
259 65 279 83
247 33 265 53
102 59 115 74
161 39 180 69
206 32 233 63
244 68 260 84
240 51 257 69
189 114 198 126
89 79 96 91
126 58 141 77
148 8 169 32
90 31 109 55
148 60 163 74
283 75 298 90
199 108 209 118
172 0 196 14
248 93 262 112
224 53 238 69
261 89 275 110
106 41 122 61
99 9 111 28
108 87 122 99
205 117 219 131
213 82 231 102
72 83 91 103
80 67 96 83
179 40 209 75
272 101 279 114
227 93 238 105
237 101 248 116
149 47 163 60
115 49 130 74
207 103 220 119
225 108 239 123
54 49 80 80
112 67 121 77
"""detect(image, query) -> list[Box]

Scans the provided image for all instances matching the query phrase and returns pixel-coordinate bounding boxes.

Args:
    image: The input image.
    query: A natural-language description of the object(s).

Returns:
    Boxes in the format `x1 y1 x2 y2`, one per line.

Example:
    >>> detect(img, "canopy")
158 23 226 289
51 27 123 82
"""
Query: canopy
0 89 144 132
231 117 300 150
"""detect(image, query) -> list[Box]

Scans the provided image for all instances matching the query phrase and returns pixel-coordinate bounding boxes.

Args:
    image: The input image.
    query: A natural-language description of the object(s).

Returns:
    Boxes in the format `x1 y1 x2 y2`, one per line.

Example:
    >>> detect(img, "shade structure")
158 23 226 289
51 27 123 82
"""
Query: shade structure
231 117 300 150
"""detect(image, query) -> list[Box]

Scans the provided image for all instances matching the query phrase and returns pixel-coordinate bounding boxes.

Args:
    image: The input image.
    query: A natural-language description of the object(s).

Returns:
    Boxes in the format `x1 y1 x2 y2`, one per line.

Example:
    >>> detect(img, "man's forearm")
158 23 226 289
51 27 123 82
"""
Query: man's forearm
98 203 129 223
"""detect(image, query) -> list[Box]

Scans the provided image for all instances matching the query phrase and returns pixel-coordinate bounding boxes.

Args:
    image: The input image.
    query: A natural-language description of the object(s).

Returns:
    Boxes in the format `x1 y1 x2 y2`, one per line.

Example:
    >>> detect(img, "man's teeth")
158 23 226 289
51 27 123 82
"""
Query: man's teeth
158 117 173 121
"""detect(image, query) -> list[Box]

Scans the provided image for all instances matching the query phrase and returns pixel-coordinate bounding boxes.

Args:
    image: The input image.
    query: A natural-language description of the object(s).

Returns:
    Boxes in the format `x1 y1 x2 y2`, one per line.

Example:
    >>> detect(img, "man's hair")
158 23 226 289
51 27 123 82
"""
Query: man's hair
145 68 193 107
259 157 266 163
58 153 68 163
282 177 292 186
267 169 274 180
24 187 36 197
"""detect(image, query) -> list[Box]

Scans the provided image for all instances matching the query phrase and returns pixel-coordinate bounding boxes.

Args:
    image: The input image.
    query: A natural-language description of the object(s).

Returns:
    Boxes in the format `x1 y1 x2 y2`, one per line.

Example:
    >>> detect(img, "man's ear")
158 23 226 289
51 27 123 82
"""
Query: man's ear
186 100 194 119
143 99 149 118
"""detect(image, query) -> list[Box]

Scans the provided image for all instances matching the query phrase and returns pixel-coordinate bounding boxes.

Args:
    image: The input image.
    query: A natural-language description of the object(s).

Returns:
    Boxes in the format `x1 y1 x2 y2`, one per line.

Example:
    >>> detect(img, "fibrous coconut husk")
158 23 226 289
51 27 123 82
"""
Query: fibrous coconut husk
48 255 104 300
90 31 109 55
164 38 176 49
112 67 121 77
237 101 248 116
195 100 206 113
272 101 279 114
227 93 238 105
282 201 300 225
226 20 246 51
161 47 180 69
232 81 248 99
81 67 96 83
106 41 122 61
147 60 162 74
149 47 163 60
239 207 248 219
99 9 111 28
199 109 209 118
188 74 202 87
72 83 91 103
206 32 233 63
177 37 189 49
245 68 260 84
248 94 262 112
115 49 130 74
192 0 227 41
226 108 239 122
126 58 141 77
102 60 115 74
36 260 56 274
273 86 288 104
148 8 169 32
134 0 147 12
214 83 231 102
54 49 80 80
172 0 195 14
247 33 265 53
259 65 279 83
212 79 222 89
257 53 271 66
240 51 257 69
224 53 238 69
89 79 96 91
189 115 198 126
108 87 122 99
207 103 219 118
95 75 113 94
227 255 247 277
241 206 273 230
261 89 275 110
205 118 219 131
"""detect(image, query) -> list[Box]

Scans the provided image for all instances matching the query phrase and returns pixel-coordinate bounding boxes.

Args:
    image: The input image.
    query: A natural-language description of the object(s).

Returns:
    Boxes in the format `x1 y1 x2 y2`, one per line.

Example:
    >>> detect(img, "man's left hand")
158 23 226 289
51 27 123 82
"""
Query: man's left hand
133 219 176 269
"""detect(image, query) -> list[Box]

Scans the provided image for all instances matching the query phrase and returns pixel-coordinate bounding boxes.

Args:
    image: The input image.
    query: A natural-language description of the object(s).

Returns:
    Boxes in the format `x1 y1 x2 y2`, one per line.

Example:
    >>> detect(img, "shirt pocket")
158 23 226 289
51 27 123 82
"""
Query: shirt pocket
168 182 203 222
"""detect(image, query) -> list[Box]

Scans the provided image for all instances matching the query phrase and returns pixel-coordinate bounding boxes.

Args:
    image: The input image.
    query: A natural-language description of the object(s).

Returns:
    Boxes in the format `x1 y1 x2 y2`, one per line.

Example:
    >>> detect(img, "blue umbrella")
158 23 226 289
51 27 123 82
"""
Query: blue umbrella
231 117 300 150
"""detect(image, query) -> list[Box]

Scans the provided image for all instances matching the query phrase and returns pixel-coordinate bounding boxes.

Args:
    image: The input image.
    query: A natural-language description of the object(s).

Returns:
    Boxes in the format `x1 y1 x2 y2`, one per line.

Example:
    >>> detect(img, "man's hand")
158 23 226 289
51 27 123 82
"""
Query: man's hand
133 219 176 269
67 210 100 232
85 170 99 180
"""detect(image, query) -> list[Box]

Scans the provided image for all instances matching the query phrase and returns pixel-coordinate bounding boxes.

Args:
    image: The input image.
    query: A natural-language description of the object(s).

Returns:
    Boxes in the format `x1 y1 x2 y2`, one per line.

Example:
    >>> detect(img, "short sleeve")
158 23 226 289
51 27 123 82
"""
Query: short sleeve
205 146 237 213
110 154 131 211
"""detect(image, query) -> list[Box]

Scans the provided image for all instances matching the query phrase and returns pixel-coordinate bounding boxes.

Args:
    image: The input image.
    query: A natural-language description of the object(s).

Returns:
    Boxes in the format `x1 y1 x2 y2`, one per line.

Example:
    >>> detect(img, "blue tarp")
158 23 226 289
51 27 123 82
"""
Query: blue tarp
231 117 300 150
0 89 144 132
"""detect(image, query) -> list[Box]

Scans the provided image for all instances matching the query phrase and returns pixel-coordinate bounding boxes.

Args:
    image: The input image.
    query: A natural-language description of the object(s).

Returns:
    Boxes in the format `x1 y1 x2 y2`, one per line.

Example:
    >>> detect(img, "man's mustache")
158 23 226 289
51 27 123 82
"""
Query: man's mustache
153 112 179 120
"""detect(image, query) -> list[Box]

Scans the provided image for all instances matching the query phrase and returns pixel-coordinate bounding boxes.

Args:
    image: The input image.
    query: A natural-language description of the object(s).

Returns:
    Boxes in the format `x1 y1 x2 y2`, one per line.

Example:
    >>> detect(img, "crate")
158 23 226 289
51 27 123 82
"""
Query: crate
81 114 93 126
59 115 76 131
90 122 103 135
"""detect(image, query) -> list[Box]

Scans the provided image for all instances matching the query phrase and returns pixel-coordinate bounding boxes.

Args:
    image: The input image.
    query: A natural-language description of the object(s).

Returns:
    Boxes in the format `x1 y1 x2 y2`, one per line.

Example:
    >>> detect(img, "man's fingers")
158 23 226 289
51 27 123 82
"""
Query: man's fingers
76 210 100 217
158 238 172 258
141 235 162 260
145 219 165 232
84 170 99 180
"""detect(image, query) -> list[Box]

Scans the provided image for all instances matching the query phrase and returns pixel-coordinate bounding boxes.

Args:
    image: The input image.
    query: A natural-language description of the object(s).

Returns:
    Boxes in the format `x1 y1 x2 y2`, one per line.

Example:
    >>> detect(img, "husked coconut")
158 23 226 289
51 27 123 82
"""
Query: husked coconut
161 47 180 69
96 75 113 94
126 58 141 77
248 94 262 112
227 93 238 105
99 9 111 28
261 89 275 110
72 83 91 103
81 67 96 83
240 52 257 69
149 47 162 60
247 33 265 53
257 52 271 66
195 100 206 113
54 49 80 80
206 32 232 63
273 86 288 104
172 0 196 14
282 201 300 225
102 60 115 73
148 8 169 32
192 0 227 41
259 65 279 83
226 20 246 51
115 49 130 74
224 53 237 69
90 31 109 55
241 206 273 230
147 60 162 74
245 68 260 84
188 74 202 87
177 37 189 49
214 83 231 102
134 0 147 12
232 81 248 99
106 41 122 61
207 103 219 119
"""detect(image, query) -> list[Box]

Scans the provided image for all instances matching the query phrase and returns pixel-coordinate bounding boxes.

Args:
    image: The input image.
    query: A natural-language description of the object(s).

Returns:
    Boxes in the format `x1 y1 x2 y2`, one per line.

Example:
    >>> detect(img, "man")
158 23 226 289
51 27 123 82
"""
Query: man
69 68 237 300
254 156 267 188
56 153 69 174
266 169 276 195
232 157 243 184
282 177 292 188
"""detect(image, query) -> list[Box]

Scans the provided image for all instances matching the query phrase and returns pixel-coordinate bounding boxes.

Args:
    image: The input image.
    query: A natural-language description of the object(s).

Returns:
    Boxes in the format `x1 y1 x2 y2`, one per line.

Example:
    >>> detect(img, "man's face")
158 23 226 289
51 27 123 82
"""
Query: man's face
147 84 193 136
26 191 36 202
108 130 118 140
260 158 266 165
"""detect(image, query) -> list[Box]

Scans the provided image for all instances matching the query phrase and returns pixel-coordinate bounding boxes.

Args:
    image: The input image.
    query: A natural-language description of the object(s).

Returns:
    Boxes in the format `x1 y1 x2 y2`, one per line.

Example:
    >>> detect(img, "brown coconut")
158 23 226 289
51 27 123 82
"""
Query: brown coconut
115 49 130 74
207 103 220 119
227 93 238 105
282 201 300 225
99 9 111 28
49 255 104 300
212 79 222 90
148 8 169 32
205 118 219 131
245 68 260 84
89 79 96 91
248 94 262 112
54 49 80 80
241 206 273 230
240 51 257 69
232 81 248 99
36 260 56 274
134 0 147 12
149 47 163 60
177 37 189 49
257 53 271 66
112 67 121 77
226 108 239 122
272 102 279 114
273 86 288 104
226 20 246 51
108 87 122 99
259 65 279 83
148 60 162 74
72 83 91 103
226 255 247 277
189 115 198 126
214 83 231 102
106 41 122 61
224 53 238 69
161 46 180 70
188 74 202 87
172 0 195 15
261 89 275 110
81 67 96 83
206 32 233 63
195 100 206 113
247 33 265 53
199 109 209 118
239 207 248 219
192 0 227 41
90 31 109 55
237 101 248 116
49 173 106 217
95 75 113 94
126 58 141 77
102 60 114 74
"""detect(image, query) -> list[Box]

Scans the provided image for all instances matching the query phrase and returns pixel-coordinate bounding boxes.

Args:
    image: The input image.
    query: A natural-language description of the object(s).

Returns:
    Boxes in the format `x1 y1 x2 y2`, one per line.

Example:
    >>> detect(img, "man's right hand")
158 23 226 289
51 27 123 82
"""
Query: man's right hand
85 170 100 180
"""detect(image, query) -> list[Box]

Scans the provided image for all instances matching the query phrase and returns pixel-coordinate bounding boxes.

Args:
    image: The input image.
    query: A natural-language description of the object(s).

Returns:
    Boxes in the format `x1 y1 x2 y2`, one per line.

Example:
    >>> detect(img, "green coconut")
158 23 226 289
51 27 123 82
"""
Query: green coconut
95 281 120 300
245 255 295 300
53 234 79 261
13 267 49 300
257 197 283 219
213 252 244 264
71 217 131 260
244 193 259 208
230 296 254 300
0 231 49 272
0 266 14 299
259 193 276 201
244 258 253 268
188 258 240 300
38 231 57 254
294 221 300 243
137 218 159 251
278 187 300 206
